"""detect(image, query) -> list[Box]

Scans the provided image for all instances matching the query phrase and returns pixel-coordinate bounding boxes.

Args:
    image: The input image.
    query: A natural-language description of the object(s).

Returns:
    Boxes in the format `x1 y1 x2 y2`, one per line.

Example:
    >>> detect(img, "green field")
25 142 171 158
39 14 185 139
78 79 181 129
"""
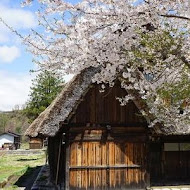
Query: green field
0 152 45 185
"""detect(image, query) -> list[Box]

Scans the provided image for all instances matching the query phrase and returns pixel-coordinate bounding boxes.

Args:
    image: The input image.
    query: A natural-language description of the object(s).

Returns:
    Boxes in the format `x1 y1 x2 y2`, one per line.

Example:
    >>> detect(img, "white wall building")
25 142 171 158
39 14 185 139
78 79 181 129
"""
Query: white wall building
0 132 20 149
0 133 14 147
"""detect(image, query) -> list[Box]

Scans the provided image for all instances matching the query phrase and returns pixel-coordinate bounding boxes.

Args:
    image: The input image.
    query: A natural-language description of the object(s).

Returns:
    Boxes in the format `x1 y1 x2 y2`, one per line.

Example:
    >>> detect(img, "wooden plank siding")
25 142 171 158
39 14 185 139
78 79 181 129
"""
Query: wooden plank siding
29 137 43 149
45 82 190 189
150 139 190 186
47 83 149 189
68 128 148 190
67 83 149 189
70 83 147 125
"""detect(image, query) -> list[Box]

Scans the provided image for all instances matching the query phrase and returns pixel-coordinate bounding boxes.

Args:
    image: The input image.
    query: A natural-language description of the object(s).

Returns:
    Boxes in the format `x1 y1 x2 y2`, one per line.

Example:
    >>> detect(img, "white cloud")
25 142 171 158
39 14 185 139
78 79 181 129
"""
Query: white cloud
0 2 37 43
0 5 37 29
0 46 21 63
0 71 74 111
0 71 33 111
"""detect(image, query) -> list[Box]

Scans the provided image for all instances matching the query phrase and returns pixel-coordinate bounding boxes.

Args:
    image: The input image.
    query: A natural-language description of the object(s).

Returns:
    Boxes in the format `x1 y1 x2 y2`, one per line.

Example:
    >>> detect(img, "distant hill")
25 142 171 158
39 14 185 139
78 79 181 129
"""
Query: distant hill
0 110 29 136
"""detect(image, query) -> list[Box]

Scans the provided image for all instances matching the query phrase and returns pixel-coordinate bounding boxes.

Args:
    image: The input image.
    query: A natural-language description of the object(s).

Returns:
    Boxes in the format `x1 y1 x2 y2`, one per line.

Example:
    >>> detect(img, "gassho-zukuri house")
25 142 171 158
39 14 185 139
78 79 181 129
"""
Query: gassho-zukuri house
25 67 190 190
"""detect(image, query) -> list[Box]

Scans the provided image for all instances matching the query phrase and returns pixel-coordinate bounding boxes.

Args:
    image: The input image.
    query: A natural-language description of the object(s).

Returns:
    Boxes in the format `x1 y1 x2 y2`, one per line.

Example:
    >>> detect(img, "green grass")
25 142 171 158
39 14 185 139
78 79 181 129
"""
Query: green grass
20 142 30 150
0 153 45 183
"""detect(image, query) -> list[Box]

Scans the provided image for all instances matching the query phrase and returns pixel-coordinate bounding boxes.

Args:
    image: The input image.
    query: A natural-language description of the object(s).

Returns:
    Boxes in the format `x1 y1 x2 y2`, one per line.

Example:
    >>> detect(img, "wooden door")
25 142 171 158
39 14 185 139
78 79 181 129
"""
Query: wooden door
163 151 190 183
68 137 147 189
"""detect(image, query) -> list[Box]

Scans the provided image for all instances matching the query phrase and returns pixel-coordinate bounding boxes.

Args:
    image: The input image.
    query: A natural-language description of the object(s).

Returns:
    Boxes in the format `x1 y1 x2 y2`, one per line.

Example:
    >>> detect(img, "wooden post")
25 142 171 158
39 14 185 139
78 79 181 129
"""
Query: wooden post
146 139 151 189
65 132 70 190
55 136 62 185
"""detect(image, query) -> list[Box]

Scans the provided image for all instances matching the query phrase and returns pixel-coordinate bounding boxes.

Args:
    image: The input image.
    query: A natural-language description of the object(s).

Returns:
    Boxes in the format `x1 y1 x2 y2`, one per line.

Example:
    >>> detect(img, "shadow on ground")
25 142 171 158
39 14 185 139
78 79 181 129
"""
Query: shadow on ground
14 166 42 190
17 158 39 161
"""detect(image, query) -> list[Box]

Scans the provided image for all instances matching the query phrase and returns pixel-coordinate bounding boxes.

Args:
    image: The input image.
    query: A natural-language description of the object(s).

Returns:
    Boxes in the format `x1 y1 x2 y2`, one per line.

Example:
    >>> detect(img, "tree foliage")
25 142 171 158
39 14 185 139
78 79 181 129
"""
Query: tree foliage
18 0 190 128
24 70 64 122
0 113 9 133
0 111 29 135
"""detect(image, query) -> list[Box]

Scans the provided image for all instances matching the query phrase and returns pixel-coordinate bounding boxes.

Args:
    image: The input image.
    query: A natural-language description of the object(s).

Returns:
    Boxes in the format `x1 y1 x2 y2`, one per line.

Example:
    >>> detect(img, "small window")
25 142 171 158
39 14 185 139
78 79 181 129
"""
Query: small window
180 143 190 151
164 143 190 151
164 143 179 151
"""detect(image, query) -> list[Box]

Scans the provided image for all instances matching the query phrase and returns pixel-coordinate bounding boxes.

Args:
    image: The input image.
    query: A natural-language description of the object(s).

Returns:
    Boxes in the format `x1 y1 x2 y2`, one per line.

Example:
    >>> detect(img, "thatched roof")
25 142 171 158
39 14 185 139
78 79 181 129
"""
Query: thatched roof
153 124 190 136
25 67 100 137
25 67 190 137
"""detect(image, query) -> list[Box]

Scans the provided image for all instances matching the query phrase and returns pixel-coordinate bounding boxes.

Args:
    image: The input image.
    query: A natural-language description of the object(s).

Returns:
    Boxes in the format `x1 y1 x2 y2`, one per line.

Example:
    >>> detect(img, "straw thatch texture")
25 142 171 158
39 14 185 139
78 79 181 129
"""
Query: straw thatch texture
25 67 100 137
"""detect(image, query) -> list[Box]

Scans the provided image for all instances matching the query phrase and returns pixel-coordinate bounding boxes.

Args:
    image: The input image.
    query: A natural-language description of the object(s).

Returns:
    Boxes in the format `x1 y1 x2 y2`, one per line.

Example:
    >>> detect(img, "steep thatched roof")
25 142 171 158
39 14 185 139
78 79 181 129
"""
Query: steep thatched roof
25 67 190 137
25 67 100 137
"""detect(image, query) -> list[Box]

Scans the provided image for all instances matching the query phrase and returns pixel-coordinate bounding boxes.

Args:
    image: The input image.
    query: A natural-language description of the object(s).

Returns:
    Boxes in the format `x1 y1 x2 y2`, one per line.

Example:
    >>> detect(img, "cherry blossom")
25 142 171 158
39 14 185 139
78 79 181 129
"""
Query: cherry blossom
21 0 190 129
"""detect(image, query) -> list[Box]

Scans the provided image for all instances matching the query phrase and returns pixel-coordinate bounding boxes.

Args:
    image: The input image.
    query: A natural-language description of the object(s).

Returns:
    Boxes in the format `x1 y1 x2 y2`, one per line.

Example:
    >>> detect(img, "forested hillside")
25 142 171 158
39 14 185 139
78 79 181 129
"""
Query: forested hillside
0 70 64 136
0 110 29 135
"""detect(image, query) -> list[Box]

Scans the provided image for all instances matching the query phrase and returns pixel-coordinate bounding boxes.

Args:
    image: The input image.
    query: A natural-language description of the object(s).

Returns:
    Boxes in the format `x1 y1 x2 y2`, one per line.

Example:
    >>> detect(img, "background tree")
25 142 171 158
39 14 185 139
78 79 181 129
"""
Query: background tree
24 70 64 122
0 110 29 135
0 113 9 133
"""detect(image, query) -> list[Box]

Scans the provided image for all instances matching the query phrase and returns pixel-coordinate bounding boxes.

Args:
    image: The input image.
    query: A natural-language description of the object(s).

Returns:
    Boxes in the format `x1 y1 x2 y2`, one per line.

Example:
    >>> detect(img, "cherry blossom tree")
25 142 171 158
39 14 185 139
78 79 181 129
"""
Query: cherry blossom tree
20 0 190 129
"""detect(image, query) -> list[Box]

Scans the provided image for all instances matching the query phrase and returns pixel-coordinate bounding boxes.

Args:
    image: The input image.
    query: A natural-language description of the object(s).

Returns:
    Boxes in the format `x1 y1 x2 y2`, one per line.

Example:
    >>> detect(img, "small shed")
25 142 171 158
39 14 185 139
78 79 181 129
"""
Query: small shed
0 131 21 150
25 67 190 189
29 137 44 149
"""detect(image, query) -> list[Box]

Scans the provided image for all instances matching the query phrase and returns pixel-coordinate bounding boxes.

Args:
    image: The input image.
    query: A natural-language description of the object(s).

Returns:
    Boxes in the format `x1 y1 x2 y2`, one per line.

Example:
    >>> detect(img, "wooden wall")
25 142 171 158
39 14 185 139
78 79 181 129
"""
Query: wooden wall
48 134 66 184
48 83 149 189
68 83 148 189
29 137 43 149
68 127 148 190
150 137 190 186
70 83 147 125
47 83 190 189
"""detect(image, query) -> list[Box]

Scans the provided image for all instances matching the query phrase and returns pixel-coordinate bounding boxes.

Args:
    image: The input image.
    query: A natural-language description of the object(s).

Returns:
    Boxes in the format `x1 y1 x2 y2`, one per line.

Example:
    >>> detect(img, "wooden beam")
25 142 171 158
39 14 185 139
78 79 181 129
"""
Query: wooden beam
69 135 148 142
69 165 141 169
66 122 148 128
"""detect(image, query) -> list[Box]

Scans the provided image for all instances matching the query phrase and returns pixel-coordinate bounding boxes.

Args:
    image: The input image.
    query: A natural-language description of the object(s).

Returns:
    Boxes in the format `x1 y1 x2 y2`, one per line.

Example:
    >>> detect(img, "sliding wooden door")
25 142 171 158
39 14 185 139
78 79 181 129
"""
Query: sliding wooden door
68 137 147 189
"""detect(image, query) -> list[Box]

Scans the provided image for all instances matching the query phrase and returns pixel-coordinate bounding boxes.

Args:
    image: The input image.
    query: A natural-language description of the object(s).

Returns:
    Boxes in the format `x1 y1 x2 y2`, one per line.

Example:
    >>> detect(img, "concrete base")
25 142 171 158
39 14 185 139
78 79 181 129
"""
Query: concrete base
151 186 190 190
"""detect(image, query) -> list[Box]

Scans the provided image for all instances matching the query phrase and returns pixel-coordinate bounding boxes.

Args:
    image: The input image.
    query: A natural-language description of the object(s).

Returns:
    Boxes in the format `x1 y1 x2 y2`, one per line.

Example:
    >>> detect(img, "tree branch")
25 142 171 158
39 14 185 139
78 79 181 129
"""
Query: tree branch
180 56 190 69
160 14 190 21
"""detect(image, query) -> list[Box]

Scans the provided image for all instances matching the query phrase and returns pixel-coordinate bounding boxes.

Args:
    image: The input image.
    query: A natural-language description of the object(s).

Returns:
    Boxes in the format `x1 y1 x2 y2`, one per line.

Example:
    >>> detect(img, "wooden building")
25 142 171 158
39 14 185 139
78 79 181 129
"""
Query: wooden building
25 67 190 189
0 131 21 150
29 137 43 149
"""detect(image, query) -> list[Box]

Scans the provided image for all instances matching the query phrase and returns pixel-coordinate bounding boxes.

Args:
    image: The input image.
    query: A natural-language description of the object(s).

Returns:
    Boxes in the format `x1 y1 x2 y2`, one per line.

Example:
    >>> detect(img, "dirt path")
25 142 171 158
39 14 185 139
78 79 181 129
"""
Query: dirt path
13 166 42 190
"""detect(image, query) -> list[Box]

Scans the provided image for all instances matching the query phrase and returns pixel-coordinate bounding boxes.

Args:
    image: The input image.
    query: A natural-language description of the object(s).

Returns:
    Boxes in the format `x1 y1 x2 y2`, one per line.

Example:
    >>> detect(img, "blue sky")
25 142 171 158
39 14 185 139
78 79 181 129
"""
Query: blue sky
0 0 76 111
0 0 38 111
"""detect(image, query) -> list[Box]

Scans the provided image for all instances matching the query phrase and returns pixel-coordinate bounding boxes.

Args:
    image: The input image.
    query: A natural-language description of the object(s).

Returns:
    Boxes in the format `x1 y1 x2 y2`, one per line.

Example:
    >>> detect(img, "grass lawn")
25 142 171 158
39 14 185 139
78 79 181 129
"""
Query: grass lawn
0 152 46 184
20 142 30 150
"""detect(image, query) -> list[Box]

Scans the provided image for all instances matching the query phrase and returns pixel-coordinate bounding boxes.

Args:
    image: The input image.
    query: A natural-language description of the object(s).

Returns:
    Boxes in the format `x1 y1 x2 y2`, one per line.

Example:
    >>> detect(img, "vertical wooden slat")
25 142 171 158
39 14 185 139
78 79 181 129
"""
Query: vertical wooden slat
90 88 96 123
96 86 104 123
89 142 95 188
88 143 91 188
96 142 102 188
76 143 82 188
108 142 112 188
102 143 107 189
69 143 76 188
115 142 121 188
65 135 70 190
82 142 88 189
68 128 147 190
70 83 147 124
